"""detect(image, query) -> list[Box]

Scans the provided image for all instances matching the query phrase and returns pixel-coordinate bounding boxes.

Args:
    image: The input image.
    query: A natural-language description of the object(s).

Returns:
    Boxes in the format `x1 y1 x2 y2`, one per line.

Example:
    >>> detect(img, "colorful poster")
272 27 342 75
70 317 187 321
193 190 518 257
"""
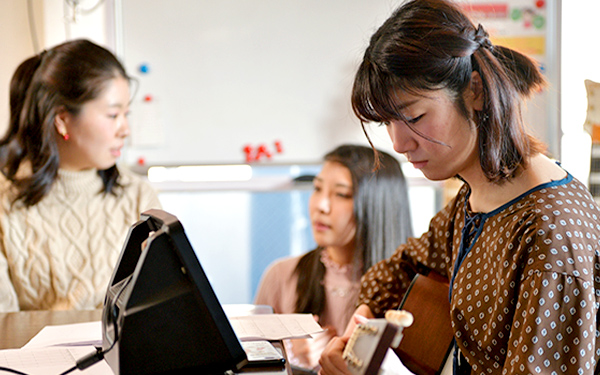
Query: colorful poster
461 0 548 60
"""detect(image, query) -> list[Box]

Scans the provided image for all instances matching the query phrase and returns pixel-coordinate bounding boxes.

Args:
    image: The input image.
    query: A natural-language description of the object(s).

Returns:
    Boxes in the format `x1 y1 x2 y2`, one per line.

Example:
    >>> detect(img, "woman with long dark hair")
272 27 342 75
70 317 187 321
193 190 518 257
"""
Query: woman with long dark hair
255 144 413 371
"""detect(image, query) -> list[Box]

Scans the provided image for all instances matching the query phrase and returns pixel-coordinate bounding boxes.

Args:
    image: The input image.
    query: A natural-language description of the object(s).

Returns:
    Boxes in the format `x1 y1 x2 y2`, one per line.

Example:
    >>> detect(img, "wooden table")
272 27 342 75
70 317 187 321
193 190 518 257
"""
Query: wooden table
0 309 102 350
0 309 292 374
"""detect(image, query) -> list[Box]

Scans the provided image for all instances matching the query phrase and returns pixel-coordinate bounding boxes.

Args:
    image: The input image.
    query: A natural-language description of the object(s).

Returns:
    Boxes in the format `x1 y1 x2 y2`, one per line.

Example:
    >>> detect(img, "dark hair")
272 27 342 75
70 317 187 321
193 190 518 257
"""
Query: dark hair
293 144 413 317
352 0 546 182
0 39 129 207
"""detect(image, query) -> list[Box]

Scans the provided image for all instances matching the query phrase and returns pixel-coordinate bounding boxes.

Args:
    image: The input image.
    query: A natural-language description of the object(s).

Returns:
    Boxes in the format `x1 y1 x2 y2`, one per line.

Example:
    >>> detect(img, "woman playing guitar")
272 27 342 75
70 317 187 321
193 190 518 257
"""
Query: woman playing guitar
319 0 600 374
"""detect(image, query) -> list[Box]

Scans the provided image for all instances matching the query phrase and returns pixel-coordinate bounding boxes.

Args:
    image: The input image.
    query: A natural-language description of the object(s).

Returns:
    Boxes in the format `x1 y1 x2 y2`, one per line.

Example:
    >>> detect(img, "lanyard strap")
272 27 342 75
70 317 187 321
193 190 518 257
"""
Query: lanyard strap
449 209 486 375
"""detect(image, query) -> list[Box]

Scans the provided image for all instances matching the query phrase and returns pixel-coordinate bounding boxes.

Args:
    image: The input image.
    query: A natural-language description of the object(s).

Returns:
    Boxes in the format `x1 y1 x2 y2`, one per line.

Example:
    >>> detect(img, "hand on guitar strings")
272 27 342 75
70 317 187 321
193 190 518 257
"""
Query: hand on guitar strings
318 336 352 375
285 325 337 370
318 313 369 375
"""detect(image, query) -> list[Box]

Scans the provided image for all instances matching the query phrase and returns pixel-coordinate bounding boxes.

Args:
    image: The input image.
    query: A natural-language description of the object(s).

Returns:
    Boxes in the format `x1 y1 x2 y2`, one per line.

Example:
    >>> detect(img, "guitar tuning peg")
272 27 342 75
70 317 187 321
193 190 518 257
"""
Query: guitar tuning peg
385 309 413 327
385 310 414 348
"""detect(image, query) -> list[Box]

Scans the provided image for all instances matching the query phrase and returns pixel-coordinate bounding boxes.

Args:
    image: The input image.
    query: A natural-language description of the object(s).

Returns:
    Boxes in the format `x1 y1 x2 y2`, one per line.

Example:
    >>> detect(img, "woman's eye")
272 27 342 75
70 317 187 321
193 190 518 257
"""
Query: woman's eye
108 114 119 119
405 114 424 124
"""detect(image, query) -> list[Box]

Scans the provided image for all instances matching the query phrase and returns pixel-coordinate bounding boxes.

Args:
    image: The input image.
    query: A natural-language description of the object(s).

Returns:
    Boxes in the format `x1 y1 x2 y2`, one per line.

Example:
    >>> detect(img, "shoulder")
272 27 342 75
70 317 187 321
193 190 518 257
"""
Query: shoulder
501 176 600 276
117 165 151 187
0 173 10 196
255 254 303 310
0 172 15 194
258 255 304 290
527 175 600 224
263 255 303 278
116 165 161 208
0 173 17 213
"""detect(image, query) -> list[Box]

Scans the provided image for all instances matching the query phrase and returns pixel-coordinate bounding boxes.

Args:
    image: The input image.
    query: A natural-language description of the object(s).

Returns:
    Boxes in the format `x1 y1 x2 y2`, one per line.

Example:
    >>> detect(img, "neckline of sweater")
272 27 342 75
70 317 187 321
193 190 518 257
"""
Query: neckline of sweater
56 168 104 194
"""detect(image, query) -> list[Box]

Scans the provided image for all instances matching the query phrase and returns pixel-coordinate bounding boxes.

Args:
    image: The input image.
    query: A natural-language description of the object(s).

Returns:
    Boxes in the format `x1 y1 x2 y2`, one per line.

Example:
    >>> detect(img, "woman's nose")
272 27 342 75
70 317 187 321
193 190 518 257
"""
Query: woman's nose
387 120 415 154
317 196 331 214
117 116 131 138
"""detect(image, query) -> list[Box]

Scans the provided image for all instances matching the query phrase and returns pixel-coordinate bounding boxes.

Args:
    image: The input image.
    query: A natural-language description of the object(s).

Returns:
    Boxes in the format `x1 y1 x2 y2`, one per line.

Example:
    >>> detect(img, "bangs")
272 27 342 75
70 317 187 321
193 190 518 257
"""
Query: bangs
352 61 400 124
350 59 452 148
351 59 428 125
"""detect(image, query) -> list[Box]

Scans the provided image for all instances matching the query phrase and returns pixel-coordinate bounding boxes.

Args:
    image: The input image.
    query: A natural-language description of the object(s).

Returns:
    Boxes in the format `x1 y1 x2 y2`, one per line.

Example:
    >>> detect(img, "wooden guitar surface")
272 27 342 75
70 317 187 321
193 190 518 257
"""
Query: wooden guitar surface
393 273 454 375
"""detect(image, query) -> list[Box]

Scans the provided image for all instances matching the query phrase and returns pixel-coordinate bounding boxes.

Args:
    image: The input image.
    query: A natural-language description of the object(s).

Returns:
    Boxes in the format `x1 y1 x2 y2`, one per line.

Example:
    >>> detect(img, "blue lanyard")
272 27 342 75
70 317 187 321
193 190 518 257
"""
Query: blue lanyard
448 209 486 301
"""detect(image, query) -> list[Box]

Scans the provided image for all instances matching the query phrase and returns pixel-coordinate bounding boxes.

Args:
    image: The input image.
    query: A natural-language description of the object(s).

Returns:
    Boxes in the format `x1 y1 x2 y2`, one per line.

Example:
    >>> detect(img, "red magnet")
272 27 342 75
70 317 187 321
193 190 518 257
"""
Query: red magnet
256 144 272 161
243 145 254 163
274 140 283 154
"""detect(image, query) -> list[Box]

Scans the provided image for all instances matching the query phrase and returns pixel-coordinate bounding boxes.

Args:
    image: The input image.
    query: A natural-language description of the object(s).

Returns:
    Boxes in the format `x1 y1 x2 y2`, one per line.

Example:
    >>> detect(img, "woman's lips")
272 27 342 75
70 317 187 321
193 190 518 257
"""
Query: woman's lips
110 148 122 157
410 160 428 169
313 222 330 232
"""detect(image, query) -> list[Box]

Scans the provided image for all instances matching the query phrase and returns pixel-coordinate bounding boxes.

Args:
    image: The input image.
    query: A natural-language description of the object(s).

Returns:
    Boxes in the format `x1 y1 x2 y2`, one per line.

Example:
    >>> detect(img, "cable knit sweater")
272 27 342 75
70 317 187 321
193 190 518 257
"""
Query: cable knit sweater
0 166 161 312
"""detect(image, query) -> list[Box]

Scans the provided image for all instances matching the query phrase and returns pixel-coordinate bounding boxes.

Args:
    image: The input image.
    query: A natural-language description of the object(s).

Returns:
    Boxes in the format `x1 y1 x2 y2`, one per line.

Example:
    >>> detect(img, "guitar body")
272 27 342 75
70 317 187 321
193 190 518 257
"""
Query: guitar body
394 273 454 375
342 273 454 375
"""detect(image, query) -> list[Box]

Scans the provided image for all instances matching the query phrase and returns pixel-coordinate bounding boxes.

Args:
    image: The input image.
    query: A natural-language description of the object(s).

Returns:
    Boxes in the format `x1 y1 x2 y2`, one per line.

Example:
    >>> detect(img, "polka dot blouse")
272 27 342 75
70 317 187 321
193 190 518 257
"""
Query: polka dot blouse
358 174 600 374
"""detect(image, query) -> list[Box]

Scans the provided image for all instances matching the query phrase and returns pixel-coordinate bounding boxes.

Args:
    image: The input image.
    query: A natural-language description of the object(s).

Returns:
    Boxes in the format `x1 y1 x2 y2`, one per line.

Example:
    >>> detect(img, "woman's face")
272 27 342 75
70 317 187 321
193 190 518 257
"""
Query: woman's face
309 161 356 252
384 86 481 182
55 76 130 171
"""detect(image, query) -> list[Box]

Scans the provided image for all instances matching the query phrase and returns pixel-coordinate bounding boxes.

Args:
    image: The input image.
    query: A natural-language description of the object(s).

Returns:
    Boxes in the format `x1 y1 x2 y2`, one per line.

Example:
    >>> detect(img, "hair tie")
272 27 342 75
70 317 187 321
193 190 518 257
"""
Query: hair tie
474 24 492 50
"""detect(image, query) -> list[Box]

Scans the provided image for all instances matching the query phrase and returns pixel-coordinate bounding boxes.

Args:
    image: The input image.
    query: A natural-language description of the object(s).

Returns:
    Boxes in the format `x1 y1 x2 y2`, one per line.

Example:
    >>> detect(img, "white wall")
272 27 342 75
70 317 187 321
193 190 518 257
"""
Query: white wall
560 1 600 183
0 0 114 137
0 0 39 137
41 0 115 49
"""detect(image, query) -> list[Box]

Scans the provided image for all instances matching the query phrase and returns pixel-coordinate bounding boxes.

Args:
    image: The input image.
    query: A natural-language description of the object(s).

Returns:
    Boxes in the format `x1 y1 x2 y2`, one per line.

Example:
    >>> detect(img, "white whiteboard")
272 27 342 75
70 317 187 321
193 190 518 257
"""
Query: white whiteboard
117 0 560 166
118 0 401 166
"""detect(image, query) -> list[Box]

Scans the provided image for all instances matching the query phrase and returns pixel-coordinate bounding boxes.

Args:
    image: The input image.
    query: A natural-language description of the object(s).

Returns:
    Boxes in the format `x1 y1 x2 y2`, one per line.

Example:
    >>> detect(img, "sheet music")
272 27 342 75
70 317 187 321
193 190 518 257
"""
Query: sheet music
229 313 324 341
23 321 102 349
0 346 113 375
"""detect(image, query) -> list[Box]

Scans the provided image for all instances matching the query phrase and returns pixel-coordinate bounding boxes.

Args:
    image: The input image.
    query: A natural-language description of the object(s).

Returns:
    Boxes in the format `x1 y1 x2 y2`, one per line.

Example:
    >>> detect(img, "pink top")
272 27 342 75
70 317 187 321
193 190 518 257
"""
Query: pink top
254 249 360 337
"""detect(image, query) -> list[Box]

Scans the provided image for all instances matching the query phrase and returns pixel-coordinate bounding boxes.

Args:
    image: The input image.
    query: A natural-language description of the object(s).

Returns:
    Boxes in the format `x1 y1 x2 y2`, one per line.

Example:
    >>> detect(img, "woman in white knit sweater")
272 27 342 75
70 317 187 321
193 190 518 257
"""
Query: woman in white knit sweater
0 39 161 312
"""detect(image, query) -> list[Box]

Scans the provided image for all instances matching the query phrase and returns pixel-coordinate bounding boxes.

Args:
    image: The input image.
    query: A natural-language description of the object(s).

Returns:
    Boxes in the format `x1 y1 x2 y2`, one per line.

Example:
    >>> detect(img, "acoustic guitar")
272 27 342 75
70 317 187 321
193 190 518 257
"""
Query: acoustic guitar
343 273 454 375
342 310 414 375
394 273 454 375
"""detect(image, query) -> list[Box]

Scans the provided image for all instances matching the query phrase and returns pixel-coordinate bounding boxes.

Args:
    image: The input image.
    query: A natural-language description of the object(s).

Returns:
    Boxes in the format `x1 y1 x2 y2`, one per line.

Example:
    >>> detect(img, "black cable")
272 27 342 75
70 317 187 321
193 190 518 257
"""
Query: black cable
59 347 106 375
57 365 77 375
0 366 28 375
0 346 105 375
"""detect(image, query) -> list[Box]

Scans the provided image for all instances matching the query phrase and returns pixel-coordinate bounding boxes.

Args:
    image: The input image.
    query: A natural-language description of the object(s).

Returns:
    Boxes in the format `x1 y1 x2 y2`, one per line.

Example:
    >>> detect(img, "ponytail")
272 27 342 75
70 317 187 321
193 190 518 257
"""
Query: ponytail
352 0 548 183
471 31 547 180
0 53 45 170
